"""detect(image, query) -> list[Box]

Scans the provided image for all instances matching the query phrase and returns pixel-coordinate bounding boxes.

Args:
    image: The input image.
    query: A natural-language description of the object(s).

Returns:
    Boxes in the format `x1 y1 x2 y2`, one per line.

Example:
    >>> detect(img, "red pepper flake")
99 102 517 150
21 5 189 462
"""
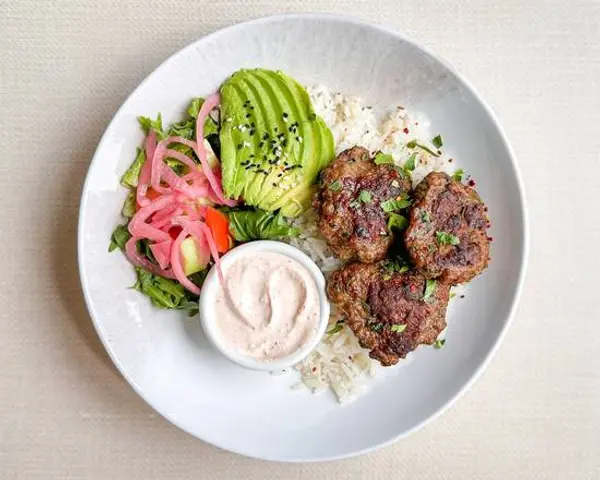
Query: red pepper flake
468 179 476 187
415 122 419 125
409 284 418 293
484 206 488 212
488 236 494 242
403 127 410 134
312 367 317 372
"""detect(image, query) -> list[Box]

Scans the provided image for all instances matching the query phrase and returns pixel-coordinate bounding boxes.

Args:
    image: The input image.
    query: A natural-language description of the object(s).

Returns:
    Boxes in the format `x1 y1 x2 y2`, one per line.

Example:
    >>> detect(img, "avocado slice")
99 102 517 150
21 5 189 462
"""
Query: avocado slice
219 68 334 217
180 237 209 276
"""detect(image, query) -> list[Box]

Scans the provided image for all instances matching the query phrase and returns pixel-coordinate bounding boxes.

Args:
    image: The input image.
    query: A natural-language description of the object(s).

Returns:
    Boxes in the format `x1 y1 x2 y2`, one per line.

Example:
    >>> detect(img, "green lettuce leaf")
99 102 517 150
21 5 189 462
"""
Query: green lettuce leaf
132 267 204 316
120 148 146 189
122 191 136 218
227 209 299 242
109 225 131 252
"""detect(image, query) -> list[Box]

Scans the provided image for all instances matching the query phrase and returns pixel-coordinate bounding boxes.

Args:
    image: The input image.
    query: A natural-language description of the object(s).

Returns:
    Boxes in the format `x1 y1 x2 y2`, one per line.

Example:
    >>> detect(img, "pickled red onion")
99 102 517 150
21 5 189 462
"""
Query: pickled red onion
195 94 237 207
125 236 176 279
137 130 156 207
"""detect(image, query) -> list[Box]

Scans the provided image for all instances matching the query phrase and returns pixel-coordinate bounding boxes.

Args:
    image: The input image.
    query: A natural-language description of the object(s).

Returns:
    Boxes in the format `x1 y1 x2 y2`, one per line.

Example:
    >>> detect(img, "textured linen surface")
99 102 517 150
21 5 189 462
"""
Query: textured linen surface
1 0 599 478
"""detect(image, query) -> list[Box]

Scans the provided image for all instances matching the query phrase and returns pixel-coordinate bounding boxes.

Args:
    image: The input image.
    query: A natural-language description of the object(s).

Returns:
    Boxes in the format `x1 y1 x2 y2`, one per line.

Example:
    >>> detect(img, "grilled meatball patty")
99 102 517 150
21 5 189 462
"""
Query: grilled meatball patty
404 172 490 284
313 146 412 263
327 262 450 366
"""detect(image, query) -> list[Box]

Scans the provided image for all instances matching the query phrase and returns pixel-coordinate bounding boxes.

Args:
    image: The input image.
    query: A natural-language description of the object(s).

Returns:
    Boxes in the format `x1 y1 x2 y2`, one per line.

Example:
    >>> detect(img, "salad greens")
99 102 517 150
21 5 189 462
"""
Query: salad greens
133 268 203 315
227 209 299 242
109 225 131 252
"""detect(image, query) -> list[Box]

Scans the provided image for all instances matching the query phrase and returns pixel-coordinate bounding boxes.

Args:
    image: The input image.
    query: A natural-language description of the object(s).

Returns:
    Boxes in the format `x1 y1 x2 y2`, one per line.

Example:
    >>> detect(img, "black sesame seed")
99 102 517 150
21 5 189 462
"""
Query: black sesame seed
277 173 283 177
245 113 251 118
259 141 264 148
244 123 250 129
237 143 243 150
249 129 255 135
295 136 301 142
262 133 269 141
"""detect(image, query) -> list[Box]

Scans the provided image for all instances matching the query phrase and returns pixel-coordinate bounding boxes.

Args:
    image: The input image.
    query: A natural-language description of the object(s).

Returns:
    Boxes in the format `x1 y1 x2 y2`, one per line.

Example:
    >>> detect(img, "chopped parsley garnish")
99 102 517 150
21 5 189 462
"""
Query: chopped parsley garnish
390 324 407 333
369 322 384 332
452 168 464 182
381 197 412 212
327 319 345 335
381 258 409 280
433 338 446 349
404 152 417 172
374 152 394 165
329 180 342 192
349 199 361 209
358 190 373 203
423 279 437 302
432 135 443 149
436 231 460 246
421 210 431 223
406 139 440 158
387 213 408 232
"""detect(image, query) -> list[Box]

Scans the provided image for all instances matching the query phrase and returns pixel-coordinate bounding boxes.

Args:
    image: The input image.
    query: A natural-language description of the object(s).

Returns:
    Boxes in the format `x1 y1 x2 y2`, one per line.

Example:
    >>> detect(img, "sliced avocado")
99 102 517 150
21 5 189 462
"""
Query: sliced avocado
180 237 208 276
219 68 334 217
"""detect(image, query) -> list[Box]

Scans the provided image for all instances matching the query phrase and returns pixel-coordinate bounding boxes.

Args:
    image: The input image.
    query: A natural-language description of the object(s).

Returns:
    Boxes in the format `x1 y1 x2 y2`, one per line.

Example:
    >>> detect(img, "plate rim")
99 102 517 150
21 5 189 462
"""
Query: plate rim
77 12 529 462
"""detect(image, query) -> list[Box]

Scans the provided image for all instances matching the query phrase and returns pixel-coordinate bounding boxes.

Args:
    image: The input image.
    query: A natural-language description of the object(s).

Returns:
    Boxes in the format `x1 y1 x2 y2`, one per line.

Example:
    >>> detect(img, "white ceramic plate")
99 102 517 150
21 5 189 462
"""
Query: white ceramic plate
78 14 527 462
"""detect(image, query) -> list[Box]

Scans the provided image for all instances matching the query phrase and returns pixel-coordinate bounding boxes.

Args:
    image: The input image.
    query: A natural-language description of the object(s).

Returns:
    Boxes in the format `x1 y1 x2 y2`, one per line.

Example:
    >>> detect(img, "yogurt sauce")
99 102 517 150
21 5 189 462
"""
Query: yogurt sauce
213 251 320 362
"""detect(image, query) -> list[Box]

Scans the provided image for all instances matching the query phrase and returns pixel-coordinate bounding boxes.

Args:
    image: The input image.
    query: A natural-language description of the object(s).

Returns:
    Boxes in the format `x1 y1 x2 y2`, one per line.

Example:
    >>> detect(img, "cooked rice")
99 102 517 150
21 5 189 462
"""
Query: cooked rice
289 85 460 404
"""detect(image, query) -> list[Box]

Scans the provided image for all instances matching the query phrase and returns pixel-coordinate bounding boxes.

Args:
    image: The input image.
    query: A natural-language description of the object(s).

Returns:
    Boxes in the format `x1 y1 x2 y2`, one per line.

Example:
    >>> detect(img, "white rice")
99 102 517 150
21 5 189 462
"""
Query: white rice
289 85 461 404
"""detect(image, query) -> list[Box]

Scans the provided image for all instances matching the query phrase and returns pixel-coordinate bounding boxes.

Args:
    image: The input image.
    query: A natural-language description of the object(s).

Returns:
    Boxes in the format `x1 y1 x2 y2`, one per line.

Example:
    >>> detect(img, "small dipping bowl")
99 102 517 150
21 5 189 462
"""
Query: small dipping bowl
199 241 330 371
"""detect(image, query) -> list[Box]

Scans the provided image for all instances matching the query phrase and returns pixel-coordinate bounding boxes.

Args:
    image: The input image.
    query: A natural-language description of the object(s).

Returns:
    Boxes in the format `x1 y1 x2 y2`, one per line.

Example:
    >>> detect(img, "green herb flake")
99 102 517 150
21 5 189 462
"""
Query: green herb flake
374 152 394 165
436 231 461 246
390 324 407 333
452 168 465 182
387 213 408 232
358 190 373 203
327 319 345 335
423 279 437 302
421 210 431 223
381 197 412 212
369 322 384 333
399 265 410 273
329 180 342 192
434 338 446 349
404 152 417 172
406 139 440 157
432 135 443 149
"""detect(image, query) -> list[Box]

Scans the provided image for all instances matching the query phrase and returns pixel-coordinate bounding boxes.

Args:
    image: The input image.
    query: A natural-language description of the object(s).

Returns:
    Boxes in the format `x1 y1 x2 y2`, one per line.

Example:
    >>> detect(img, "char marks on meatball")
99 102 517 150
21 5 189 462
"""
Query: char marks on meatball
327 261 450 366
404 172 490 284
313 147 412 263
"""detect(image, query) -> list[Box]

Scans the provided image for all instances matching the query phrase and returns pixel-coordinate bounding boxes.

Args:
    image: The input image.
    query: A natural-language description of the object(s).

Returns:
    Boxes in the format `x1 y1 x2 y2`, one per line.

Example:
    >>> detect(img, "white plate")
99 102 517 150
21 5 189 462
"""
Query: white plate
78 14 528 462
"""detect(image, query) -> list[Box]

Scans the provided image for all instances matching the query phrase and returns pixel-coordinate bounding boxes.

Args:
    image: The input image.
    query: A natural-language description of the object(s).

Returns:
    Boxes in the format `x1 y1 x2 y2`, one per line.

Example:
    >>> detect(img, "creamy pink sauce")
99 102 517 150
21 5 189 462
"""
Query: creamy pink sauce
213 251 320 362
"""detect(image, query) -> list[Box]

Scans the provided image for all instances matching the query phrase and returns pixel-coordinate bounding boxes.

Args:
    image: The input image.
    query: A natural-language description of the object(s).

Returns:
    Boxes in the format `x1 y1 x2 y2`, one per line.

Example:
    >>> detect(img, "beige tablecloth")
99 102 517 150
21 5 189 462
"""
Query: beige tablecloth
2 1 599 478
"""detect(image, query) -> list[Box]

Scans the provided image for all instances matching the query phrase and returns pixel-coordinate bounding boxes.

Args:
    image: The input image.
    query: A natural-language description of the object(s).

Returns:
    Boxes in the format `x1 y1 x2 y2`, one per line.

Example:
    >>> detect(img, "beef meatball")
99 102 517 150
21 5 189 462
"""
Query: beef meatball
327 261 450 366
313 146 412 263
404 172 490 284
